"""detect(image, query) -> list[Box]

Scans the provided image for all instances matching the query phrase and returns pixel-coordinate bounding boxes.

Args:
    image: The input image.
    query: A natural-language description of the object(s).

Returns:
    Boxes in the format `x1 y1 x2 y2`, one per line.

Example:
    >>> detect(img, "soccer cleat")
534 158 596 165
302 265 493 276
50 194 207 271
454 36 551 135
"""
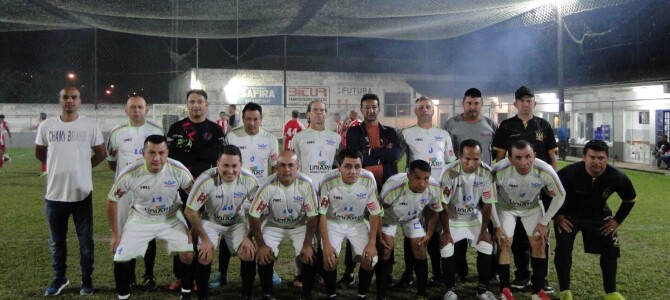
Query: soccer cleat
477 291 497 300
80 277 94 295
543 280 555 294
208 272 227 289
45 277 70 296
603 292 626 300
531 289 550 300
559 290 574 300
500 287 516 300
39 171 48 177
337 273 356 289
168 279 182 291
442 290 458 300
510 278 531 290
142 276 158 291
272 271 282 285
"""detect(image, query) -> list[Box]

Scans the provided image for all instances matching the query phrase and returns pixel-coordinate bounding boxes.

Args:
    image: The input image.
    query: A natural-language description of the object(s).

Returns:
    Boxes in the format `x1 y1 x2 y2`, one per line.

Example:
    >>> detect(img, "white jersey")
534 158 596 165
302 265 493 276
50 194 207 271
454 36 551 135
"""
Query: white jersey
35 115 104 202
292 128 341 184
186 167 259 226
492 158 566 225
318 168 382 224
108 158 194 224
248 172 318 229
380 173 443 224
400 125 457 179
440 160 496 226
226 127 279 181
107 120 164 179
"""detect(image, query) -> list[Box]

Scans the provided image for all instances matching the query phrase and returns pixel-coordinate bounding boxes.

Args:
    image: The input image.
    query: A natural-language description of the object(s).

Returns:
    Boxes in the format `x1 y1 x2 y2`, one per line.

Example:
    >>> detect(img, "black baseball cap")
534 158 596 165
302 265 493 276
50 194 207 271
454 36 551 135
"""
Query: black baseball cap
515 86 534 100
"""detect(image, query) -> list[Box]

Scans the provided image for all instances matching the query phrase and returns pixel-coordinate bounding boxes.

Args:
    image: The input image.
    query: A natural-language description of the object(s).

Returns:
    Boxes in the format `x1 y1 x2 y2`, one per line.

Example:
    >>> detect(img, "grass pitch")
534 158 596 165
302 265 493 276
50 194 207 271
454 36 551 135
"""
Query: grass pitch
0 147 668 299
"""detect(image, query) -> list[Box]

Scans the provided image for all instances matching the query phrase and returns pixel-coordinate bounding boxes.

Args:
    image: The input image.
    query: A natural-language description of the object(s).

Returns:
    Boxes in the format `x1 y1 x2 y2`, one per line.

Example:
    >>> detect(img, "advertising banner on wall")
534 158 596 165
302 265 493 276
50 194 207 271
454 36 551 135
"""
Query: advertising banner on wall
287 86 329 107
236 86 283 105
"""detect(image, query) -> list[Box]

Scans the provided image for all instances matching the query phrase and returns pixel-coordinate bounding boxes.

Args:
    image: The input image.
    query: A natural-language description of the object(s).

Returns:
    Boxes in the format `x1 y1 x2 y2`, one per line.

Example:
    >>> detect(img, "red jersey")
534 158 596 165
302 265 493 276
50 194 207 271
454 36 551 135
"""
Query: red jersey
283 119 305 151
0 120 10 145
215 119 228 135
342 119 361 147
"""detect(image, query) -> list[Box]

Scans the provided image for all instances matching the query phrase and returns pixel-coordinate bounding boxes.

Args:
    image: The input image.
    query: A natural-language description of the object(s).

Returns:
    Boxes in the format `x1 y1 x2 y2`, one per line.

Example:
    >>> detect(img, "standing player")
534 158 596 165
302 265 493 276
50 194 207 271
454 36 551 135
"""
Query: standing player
36 86 106 296
554 140 636 300
378 160 443 300
333 112 345 138
319 148 382 299
184 145 260 300
283 110 306 151
215 112 229 135
439 139 497 300
248 151 319 300
107 135 195 300
341 110 361 147
493 140 565 300
0 114 12 171
166 89 225 291
107 95 164 290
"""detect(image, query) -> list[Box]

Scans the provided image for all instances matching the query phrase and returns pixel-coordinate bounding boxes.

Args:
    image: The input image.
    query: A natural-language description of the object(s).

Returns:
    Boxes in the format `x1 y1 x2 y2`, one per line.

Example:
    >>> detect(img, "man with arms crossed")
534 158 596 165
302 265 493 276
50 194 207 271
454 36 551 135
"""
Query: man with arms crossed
319 148 382 299
554 140 636 300
36 86 106 296
439 139 497 300
107 95 164 290
184 145 260 300
492 140 565 300
248 151 319 300
378 160 443 300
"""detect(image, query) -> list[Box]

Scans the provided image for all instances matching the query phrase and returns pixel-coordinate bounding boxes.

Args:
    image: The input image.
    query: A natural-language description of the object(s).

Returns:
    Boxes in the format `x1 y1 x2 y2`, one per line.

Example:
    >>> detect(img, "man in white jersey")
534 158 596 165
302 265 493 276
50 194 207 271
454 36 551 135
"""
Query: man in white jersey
443 88 498 284
36 86 106 296
293 100 342 184
248 151 319 300
106 95 164 290
107 135 195 300
492 140 565 300
184 145 260 300
319 148 382 299
399 96 457 286
439 139 498 300
378 159 444 300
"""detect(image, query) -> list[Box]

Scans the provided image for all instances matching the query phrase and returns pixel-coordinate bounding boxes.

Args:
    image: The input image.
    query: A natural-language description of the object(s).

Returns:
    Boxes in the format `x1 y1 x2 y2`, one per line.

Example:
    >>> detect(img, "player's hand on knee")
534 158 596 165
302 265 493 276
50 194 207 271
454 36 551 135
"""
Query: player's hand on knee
477 229 492 244
418 234 431 247
496 227 510 248
257 245 273 266
323 245 338 271
533 223 548 241
300 244 315 265
362 243 378 270
555 214 573 233
439 231 454 248
198 239 214 265
238 236 256 260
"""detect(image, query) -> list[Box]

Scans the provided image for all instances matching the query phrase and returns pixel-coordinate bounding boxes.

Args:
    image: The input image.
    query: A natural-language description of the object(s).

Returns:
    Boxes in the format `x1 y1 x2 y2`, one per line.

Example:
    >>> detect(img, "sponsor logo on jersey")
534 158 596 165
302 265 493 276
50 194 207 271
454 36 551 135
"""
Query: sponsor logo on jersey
508 184 518 188
434 136 444 142
356 192 367 199
473 180 484 187
250 166 264 176
530 182 543 188
419 198 429 205
326 139 335 146
145 203 171 215
456 206 475 214
239 146 247 150
399 202 408 206
333 195 342 200
234 192 245 198
123 138 132 142
203 132 212 141
415 138 424 142
310 160 330 171
306 140 315 144
215 195 224 199
509 199 533 207
272 198 282 203
164 180 176 187
140 185 151 190
429 157 441 167
258 143 268 150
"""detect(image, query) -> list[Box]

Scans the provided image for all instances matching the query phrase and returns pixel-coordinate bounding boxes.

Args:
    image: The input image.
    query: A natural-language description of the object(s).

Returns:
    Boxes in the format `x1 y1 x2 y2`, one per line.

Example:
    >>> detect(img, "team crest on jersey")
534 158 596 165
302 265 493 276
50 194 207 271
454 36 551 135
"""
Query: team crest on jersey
443 186 452 197
535 131 544 141
483 190 491 198
258 143 268 150
197 192 208 204
434 136 444 142
293 195 304 202
203 132 212 141
366 201 377 211
602 187 613 199
303 203 312 214
355 192 367 199
473 180 484 187
531 182 543 188
164 180 176 187
419 198 429 205
326 139 335 146
234 192 245 198
114 188 126 198
320 197 330 209
255 201 267 212
519 192 526 198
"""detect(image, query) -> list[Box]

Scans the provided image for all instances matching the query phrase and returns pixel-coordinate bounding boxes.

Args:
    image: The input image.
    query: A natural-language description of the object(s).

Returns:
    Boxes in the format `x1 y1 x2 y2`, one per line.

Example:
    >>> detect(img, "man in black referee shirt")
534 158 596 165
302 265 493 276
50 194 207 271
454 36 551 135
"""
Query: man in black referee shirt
554 140 635 300
492 86 557 293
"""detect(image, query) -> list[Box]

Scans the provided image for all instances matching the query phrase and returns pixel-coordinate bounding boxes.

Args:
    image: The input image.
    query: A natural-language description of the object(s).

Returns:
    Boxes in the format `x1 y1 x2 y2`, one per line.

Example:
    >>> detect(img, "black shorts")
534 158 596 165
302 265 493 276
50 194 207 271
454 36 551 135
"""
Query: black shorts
555 218 620 258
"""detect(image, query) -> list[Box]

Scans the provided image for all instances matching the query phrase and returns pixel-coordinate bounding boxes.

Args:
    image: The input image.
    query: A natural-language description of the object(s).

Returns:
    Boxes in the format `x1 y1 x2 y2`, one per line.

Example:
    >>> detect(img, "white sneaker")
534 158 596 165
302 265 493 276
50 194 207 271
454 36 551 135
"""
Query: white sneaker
442 290 458 300
477 291 497 300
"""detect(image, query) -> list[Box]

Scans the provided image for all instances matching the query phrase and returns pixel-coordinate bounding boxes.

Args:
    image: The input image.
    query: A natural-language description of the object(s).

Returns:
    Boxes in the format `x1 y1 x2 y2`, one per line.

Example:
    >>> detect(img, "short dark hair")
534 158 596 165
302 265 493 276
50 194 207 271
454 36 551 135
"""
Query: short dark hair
360 94 380 107
228 104 237 110
242 102 263 118
463 88 482 100
292 110 300 118
219 144 243 161
583 140 609 157
143 134 167 148
39 112 47 119
414 96 431 103
510 140 534 153
337 148 363 165
459 139 482 157
186 89 208 100
408 159 431 174
0 114 4 119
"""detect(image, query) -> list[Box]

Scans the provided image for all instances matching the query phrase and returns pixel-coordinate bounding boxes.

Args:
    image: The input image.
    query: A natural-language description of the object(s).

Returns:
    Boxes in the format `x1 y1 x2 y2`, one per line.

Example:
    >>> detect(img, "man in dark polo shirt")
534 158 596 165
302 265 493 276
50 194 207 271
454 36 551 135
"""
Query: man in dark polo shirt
492 86 557 293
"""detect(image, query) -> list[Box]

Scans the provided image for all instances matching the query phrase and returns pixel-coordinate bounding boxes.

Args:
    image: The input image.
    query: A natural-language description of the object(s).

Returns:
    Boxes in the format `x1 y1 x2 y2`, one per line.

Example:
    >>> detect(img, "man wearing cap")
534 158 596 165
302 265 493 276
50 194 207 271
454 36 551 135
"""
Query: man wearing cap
491 86 558 293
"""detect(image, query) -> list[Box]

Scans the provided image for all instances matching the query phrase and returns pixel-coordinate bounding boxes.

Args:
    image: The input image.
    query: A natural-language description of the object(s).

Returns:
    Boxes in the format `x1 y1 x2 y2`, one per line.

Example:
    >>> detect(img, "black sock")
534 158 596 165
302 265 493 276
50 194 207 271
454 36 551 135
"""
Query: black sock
441 256 456 289
499 264 511 291
414 258 428 296
195 261 211 299
219 239 231 275
530 257 546 294
143 239 157 278
114 261 134 296
322 269 337 295
358 266 375 296
240 260 256 298
403 238 414 278
455 239 469 278
344 240 356 274
181 260 194 292
258 261 274 296
600 255 618 293
476 252 492 293
373 259 390 297
427 234 442 278
129 259 137 284
173 255 183 280
301 261 315 297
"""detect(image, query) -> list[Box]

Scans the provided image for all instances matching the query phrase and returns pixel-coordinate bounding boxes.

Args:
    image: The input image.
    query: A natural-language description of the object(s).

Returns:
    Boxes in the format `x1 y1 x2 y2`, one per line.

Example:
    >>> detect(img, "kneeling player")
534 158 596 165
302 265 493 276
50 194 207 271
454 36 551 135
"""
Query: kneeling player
378 160 443 300
439 139 497 300
184 145 260 300
107 135 195 300
319 148 382 299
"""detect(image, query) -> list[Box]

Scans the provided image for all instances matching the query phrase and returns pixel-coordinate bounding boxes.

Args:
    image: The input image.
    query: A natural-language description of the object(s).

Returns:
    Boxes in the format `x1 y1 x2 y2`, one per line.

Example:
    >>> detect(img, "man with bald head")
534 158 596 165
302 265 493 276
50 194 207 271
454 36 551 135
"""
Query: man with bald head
106 95 164 290
36 86 106 296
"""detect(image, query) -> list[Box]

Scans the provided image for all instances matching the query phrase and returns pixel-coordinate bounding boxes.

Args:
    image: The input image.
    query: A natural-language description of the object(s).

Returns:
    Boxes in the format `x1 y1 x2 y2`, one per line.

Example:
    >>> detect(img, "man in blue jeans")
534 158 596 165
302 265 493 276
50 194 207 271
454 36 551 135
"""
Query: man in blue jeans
35 86 107 296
